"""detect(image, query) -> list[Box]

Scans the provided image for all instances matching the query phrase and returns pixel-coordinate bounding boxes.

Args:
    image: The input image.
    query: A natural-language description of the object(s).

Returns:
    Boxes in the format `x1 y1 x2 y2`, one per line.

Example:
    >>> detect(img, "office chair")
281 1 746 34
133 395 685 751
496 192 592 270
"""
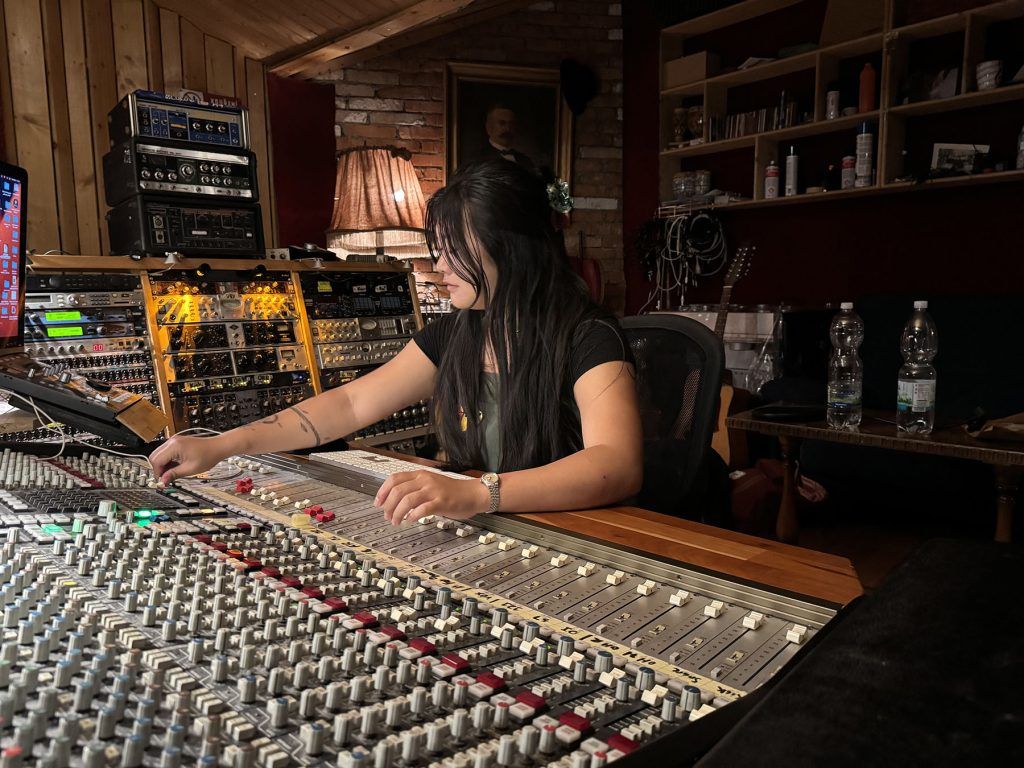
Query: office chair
622 314 725 518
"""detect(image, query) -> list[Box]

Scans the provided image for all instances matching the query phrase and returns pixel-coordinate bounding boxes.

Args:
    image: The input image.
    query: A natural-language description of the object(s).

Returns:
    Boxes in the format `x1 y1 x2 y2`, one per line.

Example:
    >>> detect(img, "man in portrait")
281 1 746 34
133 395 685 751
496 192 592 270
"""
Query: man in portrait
476 103 537 172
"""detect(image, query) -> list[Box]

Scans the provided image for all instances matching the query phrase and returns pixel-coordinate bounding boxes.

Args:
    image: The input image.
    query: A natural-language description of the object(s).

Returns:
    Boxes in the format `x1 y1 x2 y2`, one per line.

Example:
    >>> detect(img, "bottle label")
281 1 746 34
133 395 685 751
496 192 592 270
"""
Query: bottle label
897 380 935 413
828 382 861 407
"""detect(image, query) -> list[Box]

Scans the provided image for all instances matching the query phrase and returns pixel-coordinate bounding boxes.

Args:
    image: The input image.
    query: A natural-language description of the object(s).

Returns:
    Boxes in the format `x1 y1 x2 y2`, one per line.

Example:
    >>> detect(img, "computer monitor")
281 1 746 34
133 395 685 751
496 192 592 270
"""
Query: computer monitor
0 160 26 354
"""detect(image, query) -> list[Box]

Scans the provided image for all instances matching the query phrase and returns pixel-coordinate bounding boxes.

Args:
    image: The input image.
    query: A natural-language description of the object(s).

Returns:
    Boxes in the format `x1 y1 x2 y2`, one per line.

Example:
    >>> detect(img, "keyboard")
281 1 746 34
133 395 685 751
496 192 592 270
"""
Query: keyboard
309 449 469 483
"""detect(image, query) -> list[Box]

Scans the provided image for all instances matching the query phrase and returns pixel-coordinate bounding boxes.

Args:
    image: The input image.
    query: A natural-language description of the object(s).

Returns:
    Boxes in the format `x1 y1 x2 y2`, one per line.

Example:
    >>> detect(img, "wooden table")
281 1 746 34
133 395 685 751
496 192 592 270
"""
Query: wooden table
727 409 1024 544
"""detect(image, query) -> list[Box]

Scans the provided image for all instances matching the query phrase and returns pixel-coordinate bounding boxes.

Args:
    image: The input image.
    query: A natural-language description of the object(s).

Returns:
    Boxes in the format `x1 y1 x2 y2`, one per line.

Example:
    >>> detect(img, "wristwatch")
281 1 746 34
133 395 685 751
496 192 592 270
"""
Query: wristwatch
480 472 501 514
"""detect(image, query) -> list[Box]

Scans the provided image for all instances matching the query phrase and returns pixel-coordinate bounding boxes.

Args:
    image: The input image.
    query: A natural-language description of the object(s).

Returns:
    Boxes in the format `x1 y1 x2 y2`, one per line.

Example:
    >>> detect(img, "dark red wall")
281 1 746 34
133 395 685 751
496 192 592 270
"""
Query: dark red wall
267 75 336 249
622 3 1024 312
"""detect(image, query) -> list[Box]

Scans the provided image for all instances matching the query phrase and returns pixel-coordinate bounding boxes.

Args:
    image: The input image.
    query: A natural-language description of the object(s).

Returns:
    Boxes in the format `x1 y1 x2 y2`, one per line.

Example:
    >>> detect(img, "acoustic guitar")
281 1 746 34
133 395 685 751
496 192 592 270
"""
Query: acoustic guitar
710 246 752 467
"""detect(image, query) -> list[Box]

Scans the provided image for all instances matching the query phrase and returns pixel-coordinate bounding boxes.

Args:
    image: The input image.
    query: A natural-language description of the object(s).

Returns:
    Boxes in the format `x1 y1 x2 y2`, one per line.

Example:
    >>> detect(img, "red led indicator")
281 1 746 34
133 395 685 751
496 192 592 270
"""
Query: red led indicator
92 344 104 351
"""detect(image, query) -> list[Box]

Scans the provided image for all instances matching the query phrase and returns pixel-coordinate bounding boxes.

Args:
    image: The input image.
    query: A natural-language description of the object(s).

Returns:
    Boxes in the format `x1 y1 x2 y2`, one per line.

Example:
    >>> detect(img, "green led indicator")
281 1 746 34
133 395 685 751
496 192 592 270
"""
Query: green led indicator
44 310 82 322
134 510 154 519
42 524 64 534
46 326 84 338
136 519 151 527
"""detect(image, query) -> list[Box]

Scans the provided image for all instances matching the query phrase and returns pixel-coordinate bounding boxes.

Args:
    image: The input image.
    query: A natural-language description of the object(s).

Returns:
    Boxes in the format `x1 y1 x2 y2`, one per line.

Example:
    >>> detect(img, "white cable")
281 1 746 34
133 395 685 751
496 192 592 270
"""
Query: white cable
2 388 153 467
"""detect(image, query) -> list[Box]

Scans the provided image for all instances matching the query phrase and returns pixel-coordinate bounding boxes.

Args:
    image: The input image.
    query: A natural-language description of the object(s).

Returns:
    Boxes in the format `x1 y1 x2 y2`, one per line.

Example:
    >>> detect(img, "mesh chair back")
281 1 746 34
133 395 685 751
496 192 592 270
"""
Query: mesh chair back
622 314 724 510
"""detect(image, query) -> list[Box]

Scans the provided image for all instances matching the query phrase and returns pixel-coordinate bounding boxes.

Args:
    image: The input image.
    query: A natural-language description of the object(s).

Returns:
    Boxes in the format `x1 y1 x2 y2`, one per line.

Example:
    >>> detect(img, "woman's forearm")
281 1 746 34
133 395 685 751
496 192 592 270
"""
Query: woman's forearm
218 387 359 456
497 445 642 513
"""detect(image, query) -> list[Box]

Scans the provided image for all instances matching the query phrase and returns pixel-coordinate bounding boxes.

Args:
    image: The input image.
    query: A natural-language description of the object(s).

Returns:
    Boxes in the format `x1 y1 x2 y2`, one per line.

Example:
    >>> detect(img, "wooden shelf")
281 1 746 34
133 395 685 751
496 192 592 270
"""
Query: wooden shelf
889 10 967 40
884 167 1024 189
661 34 882 98
888 82 1024 116
661 111 878 159
658 1 1023 208
661 0 805 37
659 169 1024 214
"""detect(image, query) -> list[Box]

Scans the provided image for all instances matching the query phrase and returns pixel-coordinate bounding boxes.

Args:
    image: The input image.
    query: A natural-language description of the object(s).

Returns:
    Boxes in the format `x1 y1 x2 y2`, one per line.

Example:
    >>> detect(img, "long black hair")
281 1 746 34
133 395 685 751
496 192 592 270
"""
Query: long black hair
426 159 609 472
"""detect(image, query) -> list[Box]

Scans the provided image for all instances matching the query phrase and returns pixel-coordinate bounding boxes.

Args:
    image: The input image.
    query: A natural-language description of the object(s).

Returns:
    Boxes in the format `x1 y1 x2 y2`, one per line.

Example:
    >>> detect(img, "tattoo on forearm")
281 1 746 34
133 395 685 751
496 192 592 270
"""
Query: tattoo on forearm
289 406 323 446
258 414 282 426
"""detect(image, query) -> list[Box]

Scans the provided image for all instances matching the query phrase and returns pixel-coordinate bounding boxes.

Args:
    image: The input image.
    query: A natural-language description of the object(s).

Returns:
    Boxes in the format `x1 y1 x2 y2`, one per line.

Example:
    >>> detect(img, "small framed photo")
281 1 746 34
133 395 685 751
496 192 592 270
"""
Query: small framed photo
930 143 990 174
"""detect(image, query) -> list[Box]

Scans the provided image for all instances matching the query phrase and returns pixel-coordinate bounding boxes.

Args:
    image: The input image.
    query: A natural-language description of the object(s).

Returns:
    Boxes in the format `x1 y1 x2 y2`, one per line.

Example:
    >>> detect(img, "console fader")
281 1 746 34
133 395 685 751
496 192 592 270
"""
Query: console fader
0 446 840 767
148 270 314 433
298 271 429 444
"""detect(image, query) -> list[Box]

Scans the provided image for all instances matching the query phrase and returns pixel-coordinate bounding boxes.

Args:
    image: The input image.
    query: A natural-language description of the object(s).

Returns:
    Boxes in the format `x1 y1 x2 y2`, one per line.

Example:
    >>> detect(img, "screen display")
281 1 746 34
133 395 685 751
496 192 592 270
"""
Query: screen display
0 164 25 348
45 310 82 322
46 326 84 338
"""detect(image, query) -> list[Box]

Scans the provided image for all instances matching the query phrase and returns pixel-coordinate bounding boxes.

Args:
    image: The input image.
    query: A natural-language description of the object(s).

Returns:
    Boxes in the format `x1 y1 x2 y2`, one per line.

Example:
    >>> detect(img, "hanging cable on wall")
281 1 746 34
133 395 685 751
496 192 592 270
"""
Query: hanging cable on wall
635 210 727 313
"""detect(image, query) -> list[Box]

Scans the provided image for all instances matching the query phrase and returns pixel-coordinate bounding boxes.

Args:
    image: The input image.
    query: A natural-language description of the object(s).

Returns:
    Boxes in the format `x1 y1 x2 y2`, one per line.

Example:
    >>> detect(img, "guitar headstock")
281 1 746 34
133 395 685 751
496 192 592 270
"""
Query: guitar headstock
725 245 753 287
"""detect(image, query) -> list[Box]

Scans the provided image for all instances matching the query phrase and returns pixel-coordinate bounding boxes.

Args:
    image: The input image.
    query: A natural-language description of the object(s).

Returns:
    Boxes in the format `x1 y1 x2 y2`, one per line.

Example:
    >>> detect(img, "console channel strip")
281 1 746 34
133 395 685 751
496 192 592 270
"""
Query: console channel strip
0 445 841 767
149 271 314 433
298 270 428 443
18 273 161 441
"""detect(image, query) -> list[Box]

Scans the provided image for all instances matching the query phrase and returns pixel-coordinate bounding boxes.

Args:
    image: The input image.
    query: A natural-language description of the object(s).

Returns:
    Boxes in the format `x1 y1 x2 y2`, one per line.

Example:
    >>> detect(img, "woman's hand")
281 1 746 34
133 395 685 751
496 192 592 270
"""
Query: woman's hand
375 471 489 525
149 435 231 485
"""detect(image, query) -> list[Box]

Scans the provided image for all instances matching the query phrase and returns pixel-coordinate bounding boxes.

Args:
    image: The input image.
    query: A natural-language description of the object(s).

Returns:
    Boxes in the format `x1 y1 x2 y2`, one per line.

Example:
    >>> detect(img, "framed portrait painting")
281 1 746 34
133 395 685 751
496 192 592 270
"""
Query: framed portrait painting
445 62 573 185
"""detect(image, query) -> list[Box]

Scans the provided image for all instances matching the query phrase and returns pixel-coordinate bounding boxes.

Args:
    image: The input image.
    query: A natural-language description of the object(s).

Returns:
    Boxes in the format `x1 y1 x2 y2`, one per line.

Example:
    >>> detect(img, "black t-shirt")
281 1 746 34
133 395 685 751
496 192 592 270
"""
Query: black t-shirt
412 312 633 383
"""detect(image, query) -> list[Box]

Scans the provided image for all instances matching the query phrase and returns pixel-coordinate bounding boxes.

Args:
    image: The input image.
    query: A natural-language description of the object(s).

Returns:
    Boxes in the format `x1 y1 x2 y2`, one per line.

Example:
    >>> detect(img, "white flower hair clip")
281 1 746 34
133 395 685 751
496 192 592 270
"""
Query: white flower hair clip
546 179 574 214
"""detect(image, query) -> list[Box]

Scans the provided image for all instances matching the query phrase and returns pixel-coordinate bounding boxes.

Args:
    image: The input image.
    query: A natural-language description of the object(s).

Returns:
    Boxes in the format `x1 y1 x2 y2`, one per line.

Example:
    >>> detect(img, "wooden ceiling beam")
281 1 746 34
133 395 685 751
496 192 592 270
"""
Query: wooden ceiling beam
268 0 488 77
308 0 534 75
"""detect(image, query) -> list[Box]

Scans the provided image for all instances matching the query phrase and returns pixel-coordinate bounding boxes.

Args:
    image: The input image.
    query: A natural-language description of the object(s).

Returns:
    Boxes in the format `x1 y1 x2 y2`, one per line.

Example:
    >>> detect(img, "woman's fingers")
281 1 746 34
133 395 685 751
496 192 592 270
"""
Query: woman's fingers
375 471 418 507
389 490 430 526
380 478 423 521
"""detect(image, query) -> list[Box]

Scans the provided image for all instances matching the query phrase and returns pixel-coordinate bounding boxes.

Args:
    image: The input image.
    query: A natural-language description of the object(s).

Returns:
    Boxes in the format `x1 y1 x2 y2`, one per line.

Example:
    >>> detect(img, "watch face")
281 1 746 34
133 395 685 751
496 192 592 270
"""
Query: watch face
482 472 499 486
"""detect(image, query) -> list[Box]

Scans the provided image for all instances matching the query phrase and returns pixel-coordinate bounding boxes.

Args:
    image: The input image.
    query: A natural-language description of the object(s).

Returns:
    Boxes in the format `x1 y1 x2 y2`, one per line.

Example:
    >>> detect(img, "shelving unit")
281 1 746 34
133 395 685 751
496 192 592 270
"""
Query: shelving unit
658 0 1024 208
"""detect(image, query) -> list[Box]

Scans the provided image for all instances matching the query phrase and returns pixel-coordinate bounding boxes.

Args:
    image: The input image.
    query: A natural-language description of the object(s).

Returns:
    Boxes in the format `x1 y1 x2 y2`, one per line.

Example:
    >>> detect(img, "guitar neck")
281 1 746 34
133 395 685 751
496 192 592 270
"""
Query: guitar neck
714 286 733 338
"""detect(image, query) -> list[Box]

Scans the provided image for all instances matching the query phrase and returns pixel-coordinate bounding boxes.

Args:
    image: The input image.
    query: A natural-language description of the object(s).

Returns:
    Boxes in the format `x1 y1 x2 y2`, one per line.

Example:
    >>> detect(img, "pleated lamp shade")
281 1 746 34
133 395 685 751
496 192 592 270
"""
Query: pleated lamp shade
327 146 429 258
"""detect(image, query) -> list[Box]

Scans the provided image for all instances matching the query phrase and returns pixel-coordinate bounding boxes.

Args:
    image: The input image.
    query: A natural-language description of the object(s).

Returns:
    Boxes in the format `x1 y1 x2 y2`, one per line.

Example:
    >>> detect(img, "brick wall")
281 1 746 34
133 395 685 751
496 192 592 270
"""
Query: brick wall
317 0 625 312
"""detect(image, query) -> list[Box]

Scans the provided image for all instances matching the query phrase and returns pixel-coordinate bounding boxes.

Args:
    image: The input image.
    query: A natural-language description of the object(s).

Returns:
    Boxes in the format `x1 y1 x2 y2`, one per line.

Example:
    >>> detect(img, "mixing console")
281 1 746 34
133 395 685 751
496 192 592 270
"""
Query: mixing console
0 446 838 768
148 271 315 434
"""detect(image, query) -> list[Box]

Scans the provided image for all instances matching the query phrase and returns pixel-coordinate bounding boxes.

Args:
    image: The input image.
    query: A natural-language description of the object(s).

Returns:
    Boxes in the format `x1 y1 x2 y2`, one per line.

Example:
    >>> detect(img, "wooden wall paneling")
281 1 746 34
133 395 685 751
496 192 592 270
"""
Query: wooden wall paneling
204 35 235 97
159 8 182 92
245 57 275 248
111 0 149 100
42 0 80 254
83 0 118 255
59 0 101 255
143 0 163 92
5 0 61 251
0 3 17 164
233 48 247 106
180 17 206 92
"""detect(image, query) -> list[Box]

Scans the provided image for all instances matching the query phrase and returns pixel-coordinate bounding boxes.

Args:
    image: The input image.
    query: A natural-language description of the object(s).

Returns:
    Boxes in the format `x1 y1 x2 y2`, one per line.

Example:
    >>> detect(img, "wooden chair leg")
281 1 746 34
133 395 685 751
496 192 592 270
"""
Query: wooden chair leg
994 466 1022 543
777 435 803 543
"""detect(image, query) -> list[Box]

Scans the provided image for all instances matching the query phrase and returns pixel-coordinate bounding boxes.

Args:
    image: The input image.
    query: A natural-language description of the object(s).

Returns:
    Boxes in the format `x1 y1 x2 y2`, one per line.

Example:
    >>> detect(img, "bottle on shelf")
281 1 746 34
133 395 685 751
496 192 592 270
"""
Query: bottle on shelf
1016 124 1024 170
855 123 874 188
858 63 876 113
827 303 864 430
764 159 780 198
784 145 799 197
897 300 938 434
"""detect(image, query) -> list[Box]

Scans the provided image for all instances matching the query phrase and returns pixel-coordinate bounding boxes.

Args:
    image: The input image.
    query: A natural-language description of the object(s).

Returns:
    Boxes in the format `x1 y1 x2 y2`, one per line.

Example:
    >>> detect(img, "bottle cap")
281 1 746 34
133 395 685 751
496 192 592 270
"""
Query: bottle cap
914 300 928 309
788 145 798 156
840 302 853 310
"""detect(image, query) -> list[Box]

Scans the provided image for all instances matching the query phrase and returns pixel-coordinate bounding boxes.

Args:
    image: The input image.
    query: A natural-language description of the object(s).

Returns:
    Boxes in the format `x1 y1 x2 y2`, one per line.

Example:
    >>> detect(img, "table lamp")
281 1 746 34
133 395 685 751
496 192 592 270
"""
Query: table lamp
327 145 429 260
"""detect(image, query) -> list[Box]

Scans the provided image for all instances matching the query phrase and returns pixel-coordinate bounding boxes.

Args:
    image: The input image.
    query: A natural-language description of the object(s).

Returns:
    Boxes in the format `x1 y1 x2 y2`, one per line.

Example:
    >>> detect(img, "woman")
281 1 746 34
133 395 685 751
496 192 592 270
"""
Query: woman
150 159 643 525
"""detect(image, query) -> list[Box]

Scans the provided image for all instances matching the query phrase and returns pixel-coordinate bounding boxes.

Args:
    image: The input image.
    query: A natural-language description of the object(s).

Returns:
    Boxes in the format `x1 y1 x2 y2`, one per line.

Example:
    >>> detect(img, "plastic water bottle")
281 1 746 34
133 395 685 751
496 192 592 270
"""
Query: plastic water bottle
827 303 864 429
897 300 938 434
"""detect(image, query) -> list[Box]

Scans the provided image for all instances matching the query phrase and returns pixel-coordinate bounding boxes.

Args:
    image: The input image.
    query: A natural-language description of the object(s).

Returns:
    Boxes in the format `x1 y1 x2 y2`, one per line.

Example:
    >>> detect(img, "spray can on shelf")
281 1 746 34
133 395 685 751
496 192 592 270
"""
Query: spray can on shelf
764 159 780 198
784 145 799 197
854 123 874 188
841 155 856 189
